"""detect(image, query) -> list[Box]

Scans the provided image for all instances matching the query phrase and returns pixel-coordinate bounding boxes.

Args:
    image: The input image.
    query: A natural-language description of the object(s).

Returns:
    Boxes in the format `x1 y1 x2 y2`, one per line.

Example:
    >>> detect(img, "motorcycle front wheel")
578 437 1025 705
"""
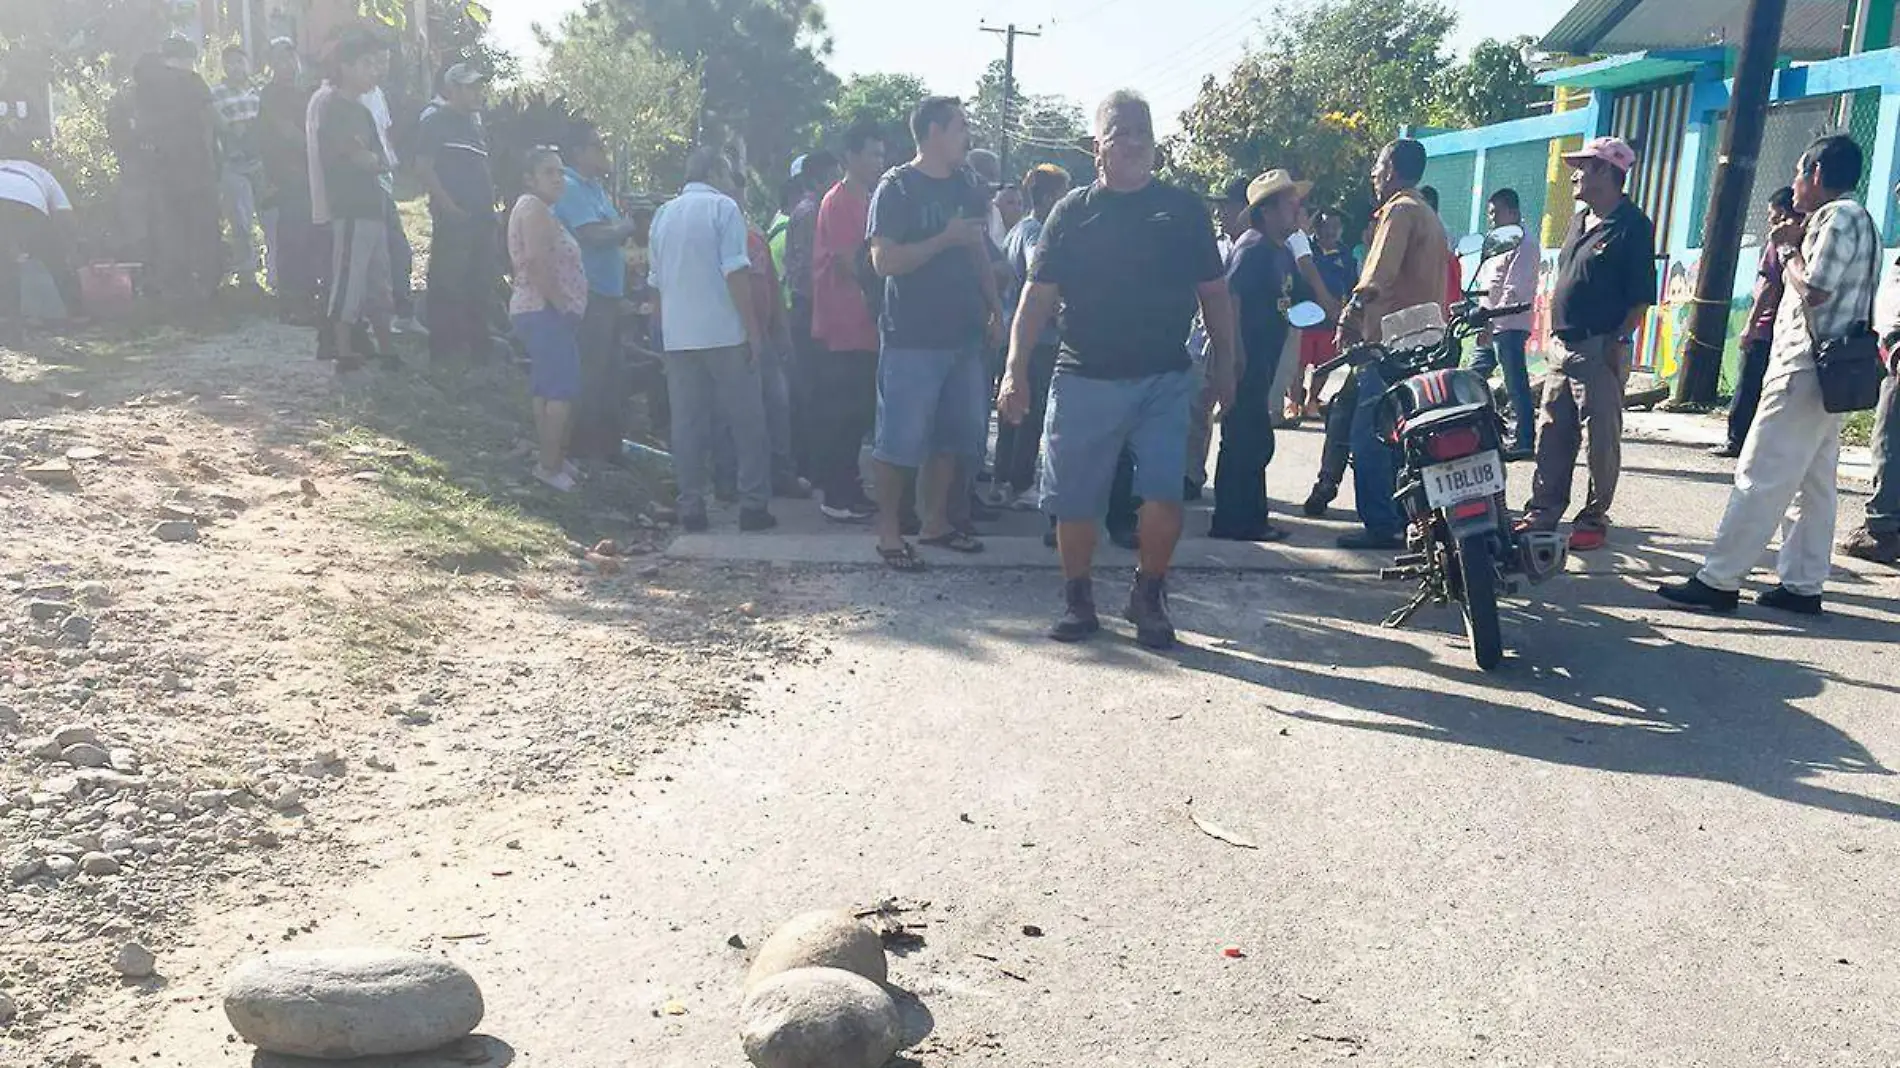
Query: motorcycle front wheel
1456 533 1504 671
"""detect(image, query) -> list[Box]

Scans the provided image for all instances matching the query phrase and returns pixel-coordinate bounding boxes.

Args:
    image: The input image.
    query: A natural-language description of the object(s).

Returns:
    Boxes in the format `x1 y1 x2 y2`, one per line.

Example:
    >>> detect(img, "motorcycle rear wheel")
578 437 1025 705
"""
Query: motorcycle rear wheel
1456 533 1504 671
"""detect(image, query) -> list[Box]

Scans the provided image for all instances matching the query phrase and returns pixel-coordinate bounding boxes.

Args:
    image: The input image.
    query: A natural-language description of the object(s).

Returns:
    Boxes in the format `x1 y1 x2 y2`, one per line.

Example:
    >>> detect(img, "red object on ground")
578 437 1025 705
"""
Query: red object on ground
1222 945 1245 959
1569 528 1607 552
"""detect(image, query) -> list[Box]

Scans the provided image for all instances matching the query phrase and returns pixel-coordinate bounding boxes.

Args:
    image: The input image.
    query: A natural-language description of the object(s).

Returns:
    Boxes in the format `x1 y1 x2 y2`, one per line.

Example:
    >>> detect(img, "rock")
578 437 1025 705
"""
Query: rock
65 445 106 462
738 968 902 1068
100 827 134 852
223 949 484 1059
60 743 109 768
116 941 156 978
23 736 62 760
80 851 120 875
0 990 15 1025
210 492 249 511
74 581 111 606
23 458 78 485
60 615 95 643
9 854 41 882
42 855 76 878
151 519 200 543
108 748 140 774
746 910 888 991
52 725 98 748
269 784 302 811
27 600 74 622
299 478 320 497
40 774 81 798
157 502 199 521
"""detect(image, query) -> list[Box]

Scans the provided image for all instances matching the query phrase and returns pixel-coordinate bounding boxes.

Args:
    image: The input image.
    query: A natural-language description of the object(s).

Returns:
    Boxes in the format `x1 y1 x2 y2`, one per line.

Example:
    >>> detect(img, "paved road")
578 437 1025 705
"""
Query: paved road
120 426 1900 1067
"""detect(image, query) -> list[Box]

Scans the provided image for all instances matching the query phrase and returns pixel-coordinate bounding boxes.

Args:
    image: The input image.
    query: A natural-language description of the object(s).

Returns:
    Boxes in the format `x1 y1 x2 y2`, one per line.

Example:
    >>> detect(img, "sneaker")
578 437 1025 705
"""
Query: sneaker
1568 528 1608 552
533 468 577 493
681 510 710 533
738 508 779 532
1302 484 1336 518
1123 571 1176 649
1758 585 1823 615
1657 576 1739 613
1708 443 1742 459
1336 530 1402 550
1841 526 1900 565
820 501 875 523
1048 577 1101 642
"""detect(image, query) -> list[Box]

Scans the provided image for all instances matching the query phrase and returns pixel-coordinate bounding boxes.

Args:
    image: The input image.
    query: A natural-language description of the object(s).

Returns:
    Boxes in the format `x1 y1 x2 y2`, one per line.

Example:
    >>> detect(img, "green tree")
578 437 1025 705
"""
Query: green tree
824 71 930 162
606 0 839 180
1174 0 1477 214
537 9 701 193
967 60 1092 185
426 0 520 86
1435 37 1542 128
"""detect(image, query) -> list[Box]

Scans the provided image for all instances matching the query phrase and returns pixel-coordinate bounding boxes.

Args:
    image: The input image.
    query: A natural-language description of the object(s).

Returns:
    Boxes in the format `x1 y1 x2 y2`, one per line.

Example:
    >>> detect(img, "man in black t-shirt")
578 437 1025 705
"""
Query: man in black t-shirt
999 91 1238 649
1211 170 1306 542
865 96 1005 569
414 63 496 365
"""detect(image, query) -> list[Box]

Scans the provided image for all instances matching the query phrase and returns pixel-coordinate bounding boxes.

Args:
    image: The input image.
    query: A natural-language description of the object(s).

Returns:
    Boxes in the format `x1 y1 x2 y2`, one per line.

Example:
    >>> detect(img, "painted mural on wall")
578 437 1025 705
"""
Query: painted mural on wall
1520 245 1760 391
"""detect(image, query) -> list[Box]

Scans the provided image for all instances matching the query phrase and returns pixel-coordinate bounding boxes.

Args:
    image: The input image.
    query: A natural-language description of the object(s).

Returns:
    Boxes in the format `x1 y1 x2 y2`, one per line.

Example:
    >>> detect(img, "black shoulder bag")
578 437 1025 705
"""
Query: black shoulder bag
1806 205 1886 414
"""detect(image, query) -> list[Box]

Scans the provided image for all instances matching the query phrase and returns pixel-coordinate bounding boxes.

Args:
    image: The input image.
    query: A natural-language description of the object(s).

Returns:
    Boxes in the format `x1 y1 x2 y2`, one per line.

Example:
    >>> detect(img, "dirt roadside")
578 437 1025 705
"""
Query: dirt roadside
0 312 841 1067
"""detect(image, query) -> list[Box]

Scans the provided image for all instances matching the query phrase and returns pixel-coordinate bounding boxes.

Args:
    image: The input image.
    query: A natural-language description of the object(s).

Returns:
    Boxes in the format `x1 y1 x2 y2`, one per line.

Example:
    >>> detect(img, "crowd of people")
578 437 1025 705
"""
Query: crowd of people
6 50 1898 645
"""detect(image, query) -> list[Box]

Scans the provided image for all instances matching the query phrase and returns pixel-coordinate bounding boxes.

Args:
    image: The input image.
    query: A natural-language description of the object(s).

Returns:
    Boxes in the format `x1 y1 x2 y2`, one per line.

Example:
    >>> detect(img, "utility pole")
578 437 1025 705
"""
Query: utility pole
980 22 1041 181
1675 0 1789 405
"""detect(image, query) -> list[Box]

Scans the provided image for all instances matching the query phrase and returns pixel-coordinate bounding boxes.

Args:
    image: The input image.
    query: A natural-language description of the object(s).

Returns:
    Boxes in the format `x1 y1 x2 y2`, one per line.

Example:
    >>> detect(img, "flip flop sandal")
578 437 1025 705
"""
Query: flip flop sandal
877 542 928 572
919 531 985 554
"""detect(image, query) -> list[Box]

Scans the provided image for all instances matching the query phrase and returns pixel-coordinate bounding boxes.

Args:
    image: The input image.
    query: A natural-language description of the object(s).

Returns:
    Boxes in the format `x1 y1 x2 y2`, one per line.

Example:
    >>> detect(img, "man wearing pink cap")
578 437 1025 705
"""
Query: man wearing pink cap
1519 136 1657 553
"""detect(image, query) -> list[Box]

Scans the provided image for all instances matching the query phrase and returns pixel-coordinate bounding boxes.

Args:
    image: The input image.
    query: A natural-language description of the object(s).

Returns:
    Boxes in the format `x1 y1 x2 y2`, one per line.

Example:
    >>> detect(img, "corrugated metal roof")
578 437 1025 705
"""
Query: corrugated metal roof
1541 0 1878 60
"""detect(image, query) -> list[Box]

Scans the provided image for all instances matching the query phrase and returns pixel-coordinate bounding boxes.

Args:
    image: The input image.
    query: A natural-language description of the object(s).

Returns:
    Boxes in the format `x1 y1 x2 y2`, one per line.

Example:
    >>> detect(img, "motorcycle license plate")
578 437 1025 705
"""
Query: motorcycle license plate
1423 450 1502 509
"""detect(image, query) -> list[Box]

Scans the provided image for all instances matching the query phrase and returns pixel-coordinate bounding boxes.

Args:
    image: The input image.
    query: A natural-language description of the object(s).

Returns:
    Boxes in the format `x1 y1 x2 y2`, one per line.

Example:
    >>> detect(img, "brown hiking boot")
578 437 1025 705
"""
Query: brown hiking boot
1122 571 1176 650
1049 577 1100 642
1841 526 1900 565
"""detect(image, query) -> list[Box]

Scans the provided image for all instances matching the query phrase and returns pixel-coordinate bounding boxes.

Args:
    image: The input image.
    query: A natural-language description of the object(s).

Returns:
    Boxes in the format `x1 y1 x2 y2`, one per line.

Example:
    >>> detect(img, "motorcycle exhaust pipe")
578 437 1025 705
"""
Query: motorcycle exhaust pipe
1515 531 1569 585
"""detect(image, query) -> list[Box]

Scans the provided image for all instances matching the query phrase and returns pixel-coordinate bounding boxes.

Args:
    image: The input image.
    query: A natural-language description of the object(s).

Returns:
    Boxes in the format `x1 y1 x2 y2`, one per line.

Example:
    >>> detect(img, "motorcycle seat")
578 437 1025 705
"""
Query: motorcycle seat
1398 402 1492 436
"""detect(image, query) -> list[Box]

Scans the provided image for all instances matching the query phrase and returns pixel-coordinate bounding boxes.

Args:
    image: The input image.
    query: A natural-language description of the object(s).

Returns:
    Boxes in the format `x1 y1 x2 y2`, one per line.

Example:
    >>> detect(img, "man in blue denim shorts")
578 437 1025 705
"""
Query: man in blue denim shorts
866 96 1006 569
999 91 1238 648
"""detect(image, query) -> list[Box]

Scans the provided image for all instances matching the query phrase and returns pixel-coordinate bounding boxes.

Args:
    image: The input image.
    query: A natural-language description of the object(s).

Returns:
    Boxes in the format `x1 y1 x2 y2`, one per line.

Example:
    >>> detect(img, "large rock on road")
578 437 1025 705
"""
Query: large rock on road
223 949 483 1059
745 909 887 991
739 967 901 1068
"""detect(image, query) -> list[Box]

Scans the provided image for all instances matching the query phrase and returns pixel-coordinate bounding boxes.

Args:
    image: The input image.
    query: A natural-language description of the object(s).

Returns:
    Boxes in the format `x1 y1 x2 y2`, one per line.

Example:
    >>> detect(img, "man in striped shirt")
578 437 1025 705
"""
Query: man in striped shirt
1662 135 1880 614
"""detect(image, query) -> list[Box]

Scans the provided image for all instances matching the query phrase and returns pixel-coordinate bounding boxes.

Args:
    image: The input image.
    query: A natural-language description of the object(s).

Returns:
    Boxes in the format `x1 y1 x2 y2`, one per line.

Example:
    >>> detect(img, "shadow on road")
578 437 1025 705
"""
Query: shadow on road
1166 533 1900 823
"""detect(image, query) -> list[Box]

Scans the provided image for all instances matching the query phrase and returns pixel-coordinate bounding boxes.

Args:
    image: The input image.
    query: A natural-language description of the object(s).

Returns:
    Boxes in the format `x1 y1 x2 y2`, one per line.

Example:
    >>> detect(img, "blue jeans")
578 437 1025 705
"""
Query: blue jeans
1349 364 1402 537
1868 375 1899 535
1468 329 1536 452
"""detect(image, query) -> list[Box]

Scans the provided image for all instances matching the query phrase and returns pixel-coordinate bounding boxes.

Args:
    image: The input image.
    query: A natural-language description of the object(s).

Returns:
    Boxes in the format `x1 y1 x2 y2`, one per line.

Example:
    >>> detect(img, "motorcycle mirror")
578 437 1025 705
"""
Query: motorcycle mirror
1481 224 1525 259
1285 301 1327 329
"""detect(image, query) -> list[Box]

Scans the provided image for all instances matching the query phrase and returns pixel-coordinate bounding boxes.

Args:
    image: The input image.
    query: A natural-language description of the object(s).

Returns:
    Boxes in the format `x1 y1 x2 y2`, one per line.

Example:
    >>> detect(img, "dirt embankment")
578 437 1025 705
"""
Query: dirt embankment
0 316 834 1066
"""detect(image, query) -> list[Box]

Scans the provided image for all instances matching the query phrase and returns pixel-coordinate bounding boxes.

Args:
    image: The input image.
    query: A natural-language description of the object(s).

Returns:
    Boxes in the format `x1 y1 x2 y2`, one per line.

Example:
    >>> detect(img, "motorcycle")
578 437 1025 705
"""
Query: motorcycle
1302 226 1568 671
